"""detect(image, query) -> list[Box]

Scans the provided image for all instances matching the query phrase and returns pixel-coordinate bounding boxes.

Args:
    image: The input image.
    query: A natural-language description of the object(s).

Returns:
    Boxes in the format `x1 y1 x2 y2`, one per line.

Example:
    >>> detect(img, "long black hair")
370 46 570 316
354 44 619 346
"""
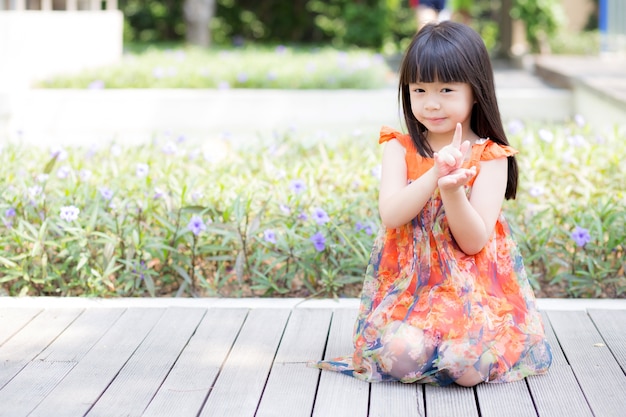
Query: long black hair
398 21 518 199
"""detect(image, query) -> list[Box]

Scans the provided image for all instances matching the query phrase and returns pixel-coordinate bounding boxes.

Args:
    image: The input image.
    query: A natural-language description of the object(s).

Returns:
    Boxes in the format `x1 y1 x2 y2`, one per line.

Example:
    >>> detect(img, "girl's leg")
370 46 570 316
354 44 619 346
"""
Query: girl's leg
454 349 494 386
379 321 434 380
454 368 484 387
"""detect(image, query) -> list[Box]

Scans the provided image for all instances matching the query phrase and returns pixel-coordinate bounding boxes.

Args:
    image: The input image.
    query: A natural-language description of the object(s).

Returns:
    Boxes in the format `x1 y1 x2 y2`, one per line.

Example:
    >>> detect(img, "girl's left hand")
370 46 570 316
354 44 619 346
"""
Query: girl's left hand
438 166 477 191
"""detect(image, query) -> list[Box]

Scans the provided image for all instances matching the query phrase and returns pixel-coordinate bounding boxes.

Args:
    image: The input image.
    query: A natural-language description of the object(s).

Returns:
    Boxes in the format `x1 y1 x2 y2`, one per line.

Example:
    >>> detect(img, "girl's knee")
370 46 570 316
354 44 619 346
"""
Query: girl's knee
379 322 433 380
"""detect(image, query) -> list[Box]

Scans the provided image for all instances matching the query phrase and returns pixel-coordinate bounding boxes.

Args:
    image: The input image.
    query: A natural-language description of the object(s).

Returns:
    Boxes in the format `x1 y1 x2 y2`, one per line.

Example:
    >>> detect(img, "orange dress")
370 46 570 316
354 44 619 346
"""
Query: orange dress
311 127 552 385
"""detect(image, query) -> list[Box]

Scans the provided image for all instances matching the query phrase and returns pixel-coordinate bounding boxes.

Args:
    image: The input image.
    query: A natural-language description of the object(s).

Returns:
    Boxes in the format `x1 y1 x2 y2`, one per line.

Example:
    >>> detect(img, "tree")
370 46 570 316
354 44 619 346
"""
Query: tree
184 0 216 47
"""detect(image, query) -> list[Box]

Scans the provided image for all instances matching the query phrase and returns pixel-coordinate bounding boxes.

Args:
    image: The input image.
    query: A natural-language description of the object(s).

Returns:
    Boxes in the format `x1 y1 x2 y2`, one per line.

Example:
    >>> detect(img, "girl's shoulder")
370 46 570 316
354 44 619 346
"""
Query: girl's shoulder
472 138 518 162
379 126 415 151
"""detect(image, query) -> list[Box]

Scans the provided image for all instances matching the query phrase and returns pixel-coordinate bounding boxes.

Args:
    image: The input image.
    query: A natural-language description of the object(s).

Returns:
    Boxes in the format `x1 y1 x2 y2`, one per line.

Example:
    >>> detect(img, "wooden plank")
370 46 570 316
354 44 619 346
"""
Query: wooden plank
256 308 333 417
476 380 536 417
198 308 291 417
540 311 568 366
527 366 594 417
588 309 626 372
0 308 82 389
273 308 333 364
312 308 369 417
425 384 479 417
86 307 207 417
36 308 125 362
142 308 248 417
29 308 166 417
0 360 75 417
547 310 626 417
370 382 424 417
0 308 41 346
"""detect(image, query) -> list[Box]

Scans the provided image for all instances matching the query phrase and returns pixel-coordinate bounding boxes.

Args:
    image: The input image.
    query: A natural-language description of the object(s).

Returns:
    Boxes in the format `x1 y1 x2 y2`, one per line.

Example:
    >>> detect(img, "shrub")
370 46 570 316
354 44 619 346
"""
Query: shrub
1 119 624 298
37 45 392 90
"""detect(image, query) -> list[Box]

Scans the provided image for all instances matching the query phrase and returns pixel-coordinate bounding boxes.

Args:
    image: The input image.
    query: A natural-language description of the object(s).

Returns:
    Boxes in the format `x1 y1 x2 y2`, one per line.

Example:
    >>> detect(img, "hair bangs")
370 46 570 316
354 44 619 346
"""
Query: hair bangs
403 34 471 85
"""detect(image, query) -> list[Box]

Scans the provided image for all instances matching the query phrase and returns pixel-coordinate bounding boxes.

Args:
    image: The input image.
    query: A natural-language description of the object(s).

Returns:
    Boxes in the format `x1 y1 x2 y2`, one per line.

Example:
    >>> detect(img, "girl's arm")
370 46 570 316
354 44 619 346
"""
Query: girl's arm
439 158 508 255
378 139 439 228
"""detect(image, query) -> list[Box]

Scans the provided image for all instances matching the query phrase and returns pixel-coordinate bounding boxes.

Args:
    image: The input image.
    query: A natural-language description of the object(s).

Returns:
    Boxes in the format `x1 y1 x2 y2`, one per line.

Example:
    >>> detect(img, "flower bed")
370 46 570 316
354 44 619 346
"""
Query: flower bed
36 45 392 90
1 118 624 298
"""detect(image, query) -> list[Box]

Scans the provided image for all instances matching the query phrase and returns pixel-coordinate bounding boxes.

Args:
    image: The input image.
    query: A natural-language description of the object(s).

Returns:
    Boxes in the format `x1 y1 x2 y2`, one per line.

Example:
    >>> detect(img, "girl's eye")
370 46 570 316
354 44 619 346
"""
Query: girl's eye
441 88 453 93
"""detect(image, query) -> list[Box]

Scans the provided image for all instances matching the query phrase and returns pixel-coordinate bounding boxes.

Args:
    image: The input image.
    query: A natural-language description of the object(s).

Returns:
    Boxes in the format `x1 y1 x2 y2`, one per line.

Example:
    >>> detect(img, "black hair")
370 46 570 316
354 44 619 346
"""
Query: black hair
398 21 518 199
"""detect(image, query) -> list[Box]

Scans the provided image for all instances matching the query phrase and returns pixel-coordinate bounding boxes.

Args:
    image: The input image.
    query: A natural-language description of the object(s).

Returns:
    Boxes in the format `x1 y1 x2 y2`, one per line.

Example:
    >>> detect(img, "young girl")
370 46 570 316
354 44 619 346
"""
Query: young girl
311 21 552 386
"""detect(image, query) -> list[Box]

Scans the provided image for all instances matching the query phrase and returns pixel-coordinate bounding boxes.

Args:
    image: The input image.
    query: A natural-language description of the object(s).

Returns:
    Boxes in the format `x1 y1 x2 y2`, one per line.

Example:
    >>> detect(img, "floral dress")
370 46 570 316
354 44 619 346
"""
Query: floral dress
310 127 552 385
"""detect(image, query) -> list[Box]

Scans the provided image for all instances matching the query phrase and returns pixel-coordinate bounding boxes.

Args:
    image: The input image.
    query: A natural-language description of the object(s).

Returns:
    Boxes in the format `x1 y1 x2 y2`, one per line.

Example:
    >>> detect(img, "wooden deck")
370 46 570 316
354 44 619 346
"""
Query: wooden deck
1 297 625 417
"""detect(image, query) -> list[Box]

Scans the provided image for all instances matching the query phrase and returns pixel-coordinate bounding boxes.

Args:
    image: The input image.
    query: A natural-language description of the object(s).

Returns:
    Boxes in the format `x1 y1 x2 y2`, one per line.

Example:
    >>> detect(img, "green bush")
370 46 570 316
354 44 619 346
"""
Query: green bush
36 45 392 90
511 0 566 53
121 0 416 49
1 119 624 299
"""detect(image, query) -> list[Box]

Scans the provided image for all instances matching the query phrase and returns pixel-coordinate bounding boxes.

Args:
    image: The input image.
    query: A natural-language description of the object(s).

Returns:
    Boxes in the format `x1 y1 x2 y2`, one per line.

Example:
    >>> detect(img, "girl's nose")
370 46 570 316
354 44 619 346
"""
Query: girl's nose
424 97 440 110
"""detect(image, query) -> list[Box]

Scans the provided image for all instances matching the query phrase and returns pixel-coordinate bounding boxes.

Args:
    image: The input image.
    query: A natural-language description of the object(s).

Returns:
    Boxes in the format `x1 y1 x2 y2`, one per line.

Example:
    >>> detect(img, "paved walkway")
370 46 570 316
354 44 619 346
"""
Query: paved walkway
0 59 572 147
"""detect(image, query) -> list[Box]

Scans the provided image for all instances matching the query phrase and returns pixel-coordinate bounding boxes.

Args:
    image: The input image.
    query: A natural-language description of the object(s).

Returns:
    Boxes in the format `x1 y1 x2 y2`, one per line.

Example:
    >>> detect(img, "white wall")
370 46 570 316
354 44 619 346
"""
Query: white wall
0 11 123 91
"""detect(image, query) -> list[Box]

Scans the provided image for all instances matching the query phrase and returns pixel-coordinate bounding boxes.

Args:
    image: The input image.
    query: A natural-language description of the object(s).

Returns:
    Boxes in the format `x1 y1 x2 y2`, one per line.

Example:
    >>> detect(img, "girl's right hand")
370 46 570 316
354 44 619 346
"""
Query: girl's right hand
433 123 471 178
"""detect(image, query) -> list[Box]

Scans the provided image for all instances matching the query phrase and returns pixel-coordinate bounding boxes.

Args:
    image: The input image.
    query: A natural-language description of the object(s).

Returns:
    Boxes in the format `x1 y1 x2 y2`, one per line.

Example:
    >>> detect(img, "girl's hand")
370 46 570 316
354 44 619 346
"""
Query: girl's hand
438 166 477 191
433 123 471 177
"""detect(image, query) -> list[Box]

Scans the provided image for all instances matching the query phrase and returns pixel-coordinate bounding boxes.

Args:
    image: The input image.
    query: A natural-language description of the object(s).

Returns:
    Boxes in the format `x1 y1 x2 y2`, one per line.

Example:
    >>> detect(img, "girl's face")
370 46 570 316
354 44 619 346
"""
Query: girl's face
408 80 475 140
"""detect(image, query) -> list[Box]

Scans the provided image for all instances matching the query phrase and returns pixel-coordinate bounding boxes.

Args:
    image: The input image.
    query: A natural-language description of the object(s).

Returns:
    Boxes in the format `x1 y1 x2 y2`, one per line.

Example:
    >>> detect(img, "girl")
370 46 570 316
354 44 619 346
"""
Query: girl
311 22 552 386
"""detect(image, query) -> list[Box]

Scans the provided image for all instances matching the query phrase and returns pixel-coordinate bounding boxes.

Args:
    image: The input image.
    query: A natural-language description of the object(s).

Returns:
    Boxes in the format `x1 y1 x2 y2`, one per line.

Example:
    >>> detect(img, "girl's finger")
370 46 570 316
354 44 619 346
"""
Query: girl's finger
450 123 463 148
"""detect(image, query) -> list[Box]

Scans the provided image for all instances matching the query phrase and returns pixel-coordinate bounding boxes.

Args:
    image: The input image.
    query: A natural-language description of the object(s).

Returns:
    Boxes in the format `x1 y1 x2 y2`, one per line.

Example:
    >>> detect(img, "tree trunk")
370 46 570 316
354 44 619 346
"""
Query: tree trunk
184 0 215 47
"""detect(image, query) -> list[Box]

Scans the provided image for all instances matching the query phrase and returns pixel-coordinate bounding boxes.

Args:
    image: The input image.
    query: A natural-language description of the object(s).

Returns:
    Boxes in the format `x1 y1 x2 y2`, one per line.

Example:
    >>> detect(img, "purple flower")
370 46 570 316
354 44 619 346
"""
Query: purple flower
50 146 68 161
356 221 374 235
111 144 122 157
574 114 585 127
264 229 277 244
529 185 544 198
80 169 92 181
162 142 178 155
571 226 591 247
99 187 114 200
310 232 326 252
312 207 330 225
538 129 554 143
567 134 586 147
289 179 306 194
297 211 308 221
57 166 71 179
153 67 165 79
28 186 43 197
237 72 248 83
5 207 16 218
275 45 287 54
191 190 203 201
153 187 165 199
507 119 525 135
218 81 230 90
88 80 104 90
371 165 382 179
136 163 149 178
187 215 206 236
279 204 291 214
60 205 80 222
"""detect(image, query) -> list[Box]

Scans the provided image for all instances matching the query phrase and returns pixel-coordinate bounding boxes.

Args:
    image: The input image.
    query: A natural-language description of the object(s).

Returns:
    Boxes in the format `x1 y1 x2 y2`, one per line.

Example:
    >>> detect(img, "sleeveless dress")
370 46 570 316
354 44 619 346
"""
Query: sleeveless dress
310 127 552 385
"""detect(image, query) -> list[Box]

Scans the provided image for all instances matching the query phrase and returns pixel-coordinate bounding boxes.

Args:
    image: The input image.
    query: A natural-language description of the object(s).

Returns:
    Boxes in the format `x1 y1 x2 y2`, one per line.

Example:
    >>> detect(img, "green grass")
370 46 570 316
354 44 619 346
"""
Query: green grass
37 44 394 90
